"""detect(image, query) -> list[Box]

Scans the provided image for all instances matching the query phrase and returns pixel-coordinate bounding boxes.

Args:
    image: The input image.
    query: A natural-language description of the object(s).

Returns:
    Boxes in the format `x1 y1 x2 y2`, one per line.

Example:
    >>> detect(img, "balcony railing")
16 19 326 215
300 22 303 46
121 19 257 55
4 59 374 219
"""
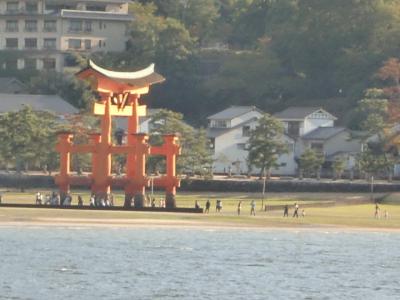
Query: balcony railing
3 9 39 15
43 27 57 32
25 27 38 32
5 27 19 32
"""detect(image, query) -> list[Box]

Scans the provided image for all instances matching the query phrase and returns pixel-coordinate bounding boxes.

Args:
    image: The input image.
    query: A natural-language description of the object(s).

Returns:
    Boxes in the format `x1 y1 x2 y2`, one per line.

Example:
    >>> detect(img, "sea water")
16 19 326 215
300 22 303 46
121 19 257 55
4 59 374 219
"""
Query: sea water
1 227 400 300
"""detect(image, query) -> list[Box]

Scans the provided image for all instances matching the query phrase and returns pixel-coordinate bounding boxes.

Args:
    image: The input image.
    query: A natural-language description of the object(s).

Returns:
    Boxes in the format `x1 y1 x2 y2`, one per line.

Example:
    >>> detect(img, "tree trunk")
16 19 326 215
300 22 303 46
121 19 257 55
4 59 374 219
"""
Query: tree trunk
298 169 303 180
350 169 354 181
259 166 265 180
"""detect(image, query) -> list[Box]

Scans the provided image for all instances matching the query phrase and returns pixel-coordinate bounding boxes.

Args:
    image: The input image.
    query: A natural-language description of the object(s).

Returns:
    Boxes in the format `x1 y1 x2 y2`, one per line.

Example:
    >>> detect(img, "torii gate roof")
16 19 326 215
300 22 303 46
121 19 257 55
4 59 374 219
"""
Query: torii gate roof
77 60 165 89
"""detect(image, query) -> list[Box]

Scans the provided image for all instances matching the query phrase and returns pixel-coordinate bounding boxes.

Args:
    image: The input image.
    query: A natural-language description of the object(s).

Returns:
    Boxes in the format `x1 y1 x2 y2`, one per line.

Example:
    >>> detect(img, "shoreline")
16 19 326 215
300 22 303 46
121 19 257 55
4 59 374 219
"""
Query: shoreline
1 217 400 233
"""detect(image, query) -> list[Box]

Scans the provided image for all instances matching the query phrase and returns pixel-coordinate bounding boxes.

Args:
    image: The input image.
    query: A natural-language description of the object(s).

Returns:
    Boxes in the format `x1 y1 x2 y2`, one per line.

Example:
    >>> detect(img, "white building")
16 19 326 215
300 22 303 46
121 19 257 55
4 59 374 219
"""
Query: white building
274 107 362 171
273 107 336 138
0 0 133 72
206 106 296 175
207 106 363 176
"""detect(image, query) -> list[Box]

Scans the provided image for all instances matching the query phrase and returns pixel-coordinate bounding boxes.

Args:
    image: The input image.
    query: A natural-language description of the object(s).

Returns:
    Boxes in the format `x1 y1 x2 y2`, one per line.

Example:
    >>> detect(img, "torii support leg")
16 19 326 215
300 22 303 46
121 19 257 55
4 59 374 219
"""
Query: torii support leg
55 133 73 203
92 97 112 200
124 134 149 208
164 135 180 208
89 133 101 197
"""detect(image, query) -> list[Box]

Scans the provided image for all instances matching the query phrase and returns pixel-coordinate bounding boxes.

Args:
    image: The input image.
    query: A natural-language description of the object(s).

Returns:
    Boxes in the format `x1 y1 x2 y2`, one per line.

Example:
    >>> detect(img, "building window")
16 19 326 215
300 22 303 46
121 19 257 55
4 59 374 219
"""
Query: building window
68 39 81 49
64 54 78 67
310 111 329 119
84 21 92 32
84 39 91 50
25 20 37 32
24 58 36 70
44 20 57 32
43 58 56 70
43 38 56 49
26 2 38 13
310 143 324 153
98 40 106 48
6 1 19 12
6 20 18 32
5 59 18 70
287 121 301 137
210 120 229 128
69 20 82 32
237 143 247 150
209 138 215 151
87 5 106 11
6 38 18 49
242 125 251 137
25 38 37 49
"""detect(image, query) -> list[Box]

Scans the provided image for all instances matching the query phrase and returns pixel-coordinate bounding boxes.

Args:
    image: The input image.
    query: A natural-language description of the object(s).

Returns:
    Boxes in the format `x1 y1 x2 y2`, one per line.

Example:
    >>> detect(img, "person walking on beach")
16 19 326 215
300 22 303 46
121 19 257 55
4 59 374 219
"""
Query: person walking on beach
283 205 289 217
293 203 299 218
195 200 200 209
237 201 242 215
375 203 380 219
78 195 83 207
205 199 210 213
216 200 222 212
384 210 389 219
35 192 42 205
250 200 256 216
90 194 95 207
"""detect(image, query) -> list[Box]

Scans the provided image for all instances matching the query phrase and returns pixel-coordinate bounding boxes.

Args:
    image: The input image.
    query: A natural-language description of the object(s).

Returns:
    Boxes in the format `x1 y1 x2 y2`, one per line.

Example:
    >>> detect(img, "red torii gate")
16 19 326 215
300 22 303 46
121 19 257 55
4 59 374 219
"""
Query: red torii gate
54 60 180 208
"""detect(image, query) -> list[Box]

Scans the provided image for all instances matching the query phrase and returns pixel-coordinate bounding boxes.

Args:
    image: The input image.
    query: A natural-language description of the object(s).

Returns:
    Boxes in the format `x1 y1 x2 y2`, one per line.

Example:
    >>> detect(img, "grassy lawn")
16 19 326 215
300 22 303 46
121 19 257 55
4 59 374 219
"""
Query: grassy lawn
1 190 400 229
0 189 373 211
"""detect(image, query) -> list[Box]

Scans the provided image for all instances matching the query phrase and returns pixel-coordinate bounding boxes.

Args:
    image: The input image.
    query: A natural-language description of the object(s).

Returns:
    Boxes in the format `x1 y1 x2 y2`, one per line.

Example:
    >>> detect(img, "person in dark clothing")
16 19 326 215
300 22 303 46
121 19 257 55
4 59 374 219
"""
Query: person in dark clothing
283 205 289 217
205 199 210 213
78 195 83 207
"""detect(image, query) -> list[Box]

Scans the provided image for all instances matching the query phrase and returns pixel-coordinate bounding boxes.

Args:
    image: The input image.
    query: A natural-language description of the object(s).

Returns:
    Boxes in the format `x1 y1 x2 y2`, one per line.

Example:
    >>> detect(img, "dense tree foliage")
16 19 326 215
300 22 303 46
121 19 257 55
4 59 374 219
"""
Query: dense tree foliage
4 1 400 127
0 106 60 172
148 109 213 176
28 71 94 111
123 0 400 126
298 149 325 179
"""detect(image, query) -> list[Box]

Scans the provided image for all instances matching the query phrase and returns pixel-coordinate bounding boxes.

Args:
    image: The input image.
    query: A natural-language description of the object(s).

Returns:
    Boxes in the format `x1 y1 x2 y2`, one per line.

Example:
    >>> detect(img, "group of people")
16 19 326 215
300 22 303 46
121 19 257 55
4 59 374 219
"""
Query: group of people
200 199 306 217
374 203 389 219
283 203 305 218
202 199 222 213
35 191 61 206
89 193 114 207
146 195 165 208
201 199 257 216
35 192 113 207
34 191 171 208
